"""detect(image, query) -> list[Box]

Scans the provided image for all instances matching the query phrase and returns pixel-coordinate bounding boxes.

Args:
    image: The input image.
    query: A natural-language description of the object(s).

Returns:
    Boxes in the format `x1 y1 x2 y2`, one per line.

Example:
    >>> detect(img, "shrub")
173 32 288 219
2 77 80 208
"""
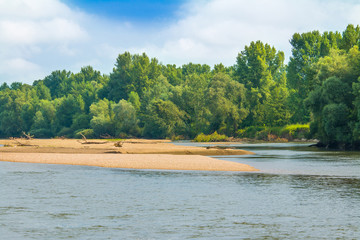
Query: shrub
237 124 310 141
237 126 264 139
280 124 310 140
193 131 228 142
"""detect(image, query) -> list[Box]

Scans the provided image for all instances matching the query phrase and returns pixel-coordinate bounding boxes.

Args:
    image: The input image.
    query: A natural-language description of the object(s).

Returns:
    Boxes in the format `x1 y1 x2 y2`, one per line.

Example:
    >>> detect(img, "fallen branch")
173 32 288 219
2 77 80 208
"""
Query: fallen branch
9 137 37 147
78 133 107 144
100 133 113 139
22 132 34 140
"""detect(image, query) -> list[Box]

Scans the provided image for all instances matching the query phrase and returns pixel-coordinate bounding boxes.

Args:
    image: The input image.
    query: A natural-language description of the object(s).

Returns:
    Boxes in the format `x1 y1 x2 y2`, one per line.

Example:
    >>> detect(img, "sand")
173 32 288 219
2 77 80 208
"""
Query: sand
0 153 258 172
0 139 258 172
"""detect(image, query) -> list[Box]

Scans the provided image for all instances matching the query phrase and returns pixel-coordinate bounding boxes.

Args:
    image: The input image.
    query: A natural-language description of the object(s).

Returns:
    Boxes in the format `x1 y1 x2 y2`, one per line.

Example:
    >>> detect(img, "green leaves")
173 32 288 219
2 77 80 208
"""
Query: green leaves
1 24 360 147
235 41 288 127
106 52 161 102
305 46 360 148
143 99 186 139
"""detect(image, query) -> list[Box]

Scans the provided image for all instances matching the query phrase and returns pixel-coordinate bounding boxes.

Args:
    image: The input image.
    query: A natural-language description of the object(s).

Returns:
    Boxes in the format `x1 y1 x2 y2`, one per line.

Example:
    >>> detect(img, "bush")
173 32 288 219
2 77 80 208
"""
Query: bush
280 124 310 140
193 131 229 142
237 124 310 141
237 126 264 139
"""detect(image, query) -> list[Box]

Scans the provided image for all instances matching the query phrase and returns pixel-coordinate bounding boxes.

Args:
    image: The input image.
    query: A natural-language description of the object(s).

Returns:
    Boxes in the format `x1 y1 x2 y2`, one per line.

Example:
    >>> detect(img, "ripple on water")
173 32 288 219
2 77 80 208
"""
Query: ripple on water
0 143 359 239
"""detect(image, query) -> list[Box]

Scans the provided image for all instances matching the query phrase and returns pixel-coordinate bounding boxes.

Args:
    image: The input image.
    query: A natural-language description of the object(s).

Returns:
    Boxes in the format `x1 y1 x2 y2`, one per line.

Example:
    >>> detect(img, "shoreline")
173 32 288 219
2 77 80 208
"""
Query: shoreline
0 139 258 172
0 152 258 172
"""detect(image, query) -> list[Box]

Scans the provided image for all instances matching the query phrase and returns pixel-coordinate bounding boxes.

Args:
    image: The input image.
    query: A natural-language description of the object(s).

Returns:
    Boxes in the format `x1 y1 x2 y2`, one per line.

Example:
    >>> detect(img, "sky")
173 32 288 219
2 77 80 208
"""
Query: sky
1 0 360 84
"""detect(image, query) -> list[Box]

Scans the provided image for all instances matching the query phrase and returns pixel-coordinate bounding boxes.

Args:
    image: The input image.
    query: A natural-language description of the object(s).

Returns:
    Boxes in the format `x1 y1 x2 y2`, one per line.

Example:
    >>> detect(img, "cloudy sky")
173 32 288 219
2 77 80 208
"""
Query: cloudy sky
1 0 360 84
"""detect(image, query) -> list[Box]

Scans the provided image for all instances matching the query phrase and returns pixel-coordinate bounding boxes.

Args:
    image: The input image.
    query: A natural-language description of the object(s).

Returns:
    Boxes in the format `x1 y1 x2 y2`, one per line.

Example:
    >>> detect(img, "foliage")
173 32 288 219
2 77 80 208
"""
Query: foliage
193 131 229 142
280 124 310 140
235 40 289 126
0 24 359 149
237 124 310 141
143 99 186 139
305 46 360 149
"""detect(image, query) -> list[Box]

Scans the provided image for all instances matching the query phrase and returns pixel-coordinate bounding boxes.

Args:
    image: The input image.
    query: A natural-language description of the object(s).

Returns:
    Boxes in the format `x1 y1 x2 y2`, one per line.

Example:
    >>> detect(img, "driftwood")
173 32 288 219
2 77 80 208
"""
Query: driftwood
77 133 107 144
22 132 34 140
9 137 37 147
206 146 230 150
100 133 113 139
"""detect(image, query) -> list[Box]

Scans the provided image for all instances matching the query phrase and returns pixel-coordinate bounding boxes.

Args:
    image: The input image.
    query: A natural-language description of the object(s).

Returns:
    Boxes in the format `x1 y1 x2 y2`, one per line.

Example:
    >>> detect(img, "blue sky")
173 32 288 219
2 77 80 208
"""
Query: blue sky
64 0 185 22
0 0 360 84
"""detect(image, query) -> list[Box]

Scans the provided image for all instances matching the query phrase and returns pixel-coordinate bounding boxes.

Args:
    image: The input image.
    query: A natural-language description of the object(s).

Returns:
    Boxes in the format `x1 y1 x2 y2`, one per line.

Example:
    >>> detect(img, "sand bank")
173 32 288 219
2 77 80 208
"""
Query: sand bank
0 139 254 155
0 139 257 172
0 152 258 172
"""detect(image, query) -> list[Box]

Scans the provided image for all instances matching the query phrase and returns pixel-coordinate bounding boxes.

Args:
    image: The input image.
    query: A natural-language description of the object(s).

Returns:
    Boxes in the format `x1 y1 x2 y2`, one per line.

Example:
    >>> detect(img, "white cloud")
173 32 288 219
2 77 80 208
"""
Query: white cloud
0 18 86 45
145 0 360 66
1 0 360 84
0 57 45 83
0 0 73 20
4 58 40 72
0 0 88 84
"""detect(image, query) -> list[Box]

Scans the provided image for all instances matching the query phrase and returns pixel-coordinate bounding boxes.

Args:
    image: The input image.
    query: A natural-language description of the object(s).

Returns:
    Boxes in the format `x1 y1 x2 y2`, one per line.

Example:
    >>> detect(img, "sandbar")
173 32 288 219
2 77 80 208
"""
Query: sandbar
0 153 258 172
0 139 258 172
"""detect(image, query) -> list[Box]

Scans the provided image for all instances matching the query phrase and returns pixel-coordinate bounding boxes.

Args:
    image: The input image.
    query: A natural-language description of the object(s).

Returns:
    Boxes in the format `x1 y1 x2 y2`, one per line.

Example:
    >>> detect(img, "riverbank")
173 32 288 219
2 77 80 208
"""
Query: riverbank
0 139 257 172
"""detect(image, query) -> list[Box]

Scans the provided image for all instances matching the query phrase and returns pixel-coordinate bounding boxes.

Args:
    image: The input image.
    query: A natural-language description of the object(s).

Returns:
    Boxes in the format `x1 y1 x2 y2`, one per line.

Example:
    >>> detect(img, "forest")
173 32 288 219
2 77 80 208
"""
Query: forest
1 24 360 149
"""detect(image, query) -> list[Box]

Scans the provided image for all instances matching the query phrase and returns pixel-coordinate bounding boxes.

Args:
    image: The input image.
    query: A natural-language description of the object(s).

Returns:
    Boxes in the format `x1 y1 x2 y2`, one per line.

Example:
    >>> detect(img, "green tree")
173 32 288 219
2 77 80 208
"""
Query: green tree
161 64 183 86
171 73 210 137
128 91 141 111
42 70 72 98
53 95 85 135
341 24 360 51
305 46 359 148
287 30 342 123
33 81 51 100
235 40 285 126
206 73 248 135
0 89 28 137
89 99 115 137
113 99 139 136
143 99 186 139
105 52 161 102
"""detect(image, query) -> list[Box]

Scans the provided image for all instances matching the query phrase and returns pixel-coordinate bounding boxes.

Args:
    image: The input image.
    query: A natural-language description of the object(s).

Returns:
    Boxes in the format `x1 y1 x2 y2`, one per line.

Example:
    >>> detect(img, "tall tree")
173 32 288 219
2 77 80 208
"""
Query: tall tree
206 72 248 135
105 52 161 102
305 46 360 149
235 41 286 126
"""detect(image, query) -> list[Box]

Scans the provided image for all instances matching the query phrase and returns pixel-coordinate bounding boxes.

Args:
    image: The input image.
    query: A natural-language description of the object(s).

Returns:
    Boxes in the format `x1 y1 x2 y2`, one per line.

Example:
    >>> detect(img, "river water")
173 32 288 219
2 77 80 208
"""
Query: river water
0 143 359 239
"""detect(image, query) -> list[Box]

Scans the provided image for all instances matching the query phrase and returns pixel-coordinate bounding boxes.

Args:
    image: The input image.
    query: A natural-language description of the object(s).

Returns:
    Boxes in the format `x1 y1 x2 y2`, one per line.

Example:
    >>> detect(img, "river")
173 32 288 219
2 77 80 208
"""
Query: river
0 143 359 239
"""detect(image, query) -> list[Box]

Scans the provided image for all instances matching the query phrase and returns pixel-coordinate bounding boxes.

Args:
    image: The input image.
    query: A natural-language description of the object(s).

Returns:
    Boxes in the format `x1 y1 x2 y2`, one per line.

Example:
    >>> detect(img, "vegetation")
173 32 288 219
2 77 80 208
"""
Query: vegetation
1 25 360 149
237 124 310 141
193 132 229 142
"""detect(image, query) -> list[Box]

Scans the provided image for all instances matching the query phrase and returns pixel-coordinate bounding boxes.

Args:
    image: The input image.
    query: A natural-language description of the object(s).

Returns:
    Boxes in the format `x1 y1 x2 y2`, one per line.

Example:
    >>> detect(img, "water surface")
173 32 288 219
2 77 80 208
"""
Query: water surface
0 143 359 239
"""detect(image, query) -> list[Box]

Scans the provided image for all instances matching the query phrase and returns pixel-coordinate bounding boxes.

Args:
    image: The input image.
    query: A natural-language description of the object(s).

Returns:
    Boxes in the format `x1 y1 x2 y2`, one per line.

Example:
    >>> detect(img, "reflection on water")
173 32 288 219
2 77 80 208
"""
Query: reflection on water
0 143 359 239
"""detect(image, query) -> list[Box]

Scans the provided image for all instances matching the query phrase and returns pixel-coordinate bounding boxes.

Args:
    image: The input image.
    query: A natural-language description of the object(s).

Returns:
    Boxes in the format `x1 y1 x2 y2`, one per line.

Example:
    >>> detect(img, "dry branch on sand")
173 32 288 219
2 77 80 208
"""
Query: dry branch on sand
22 132 34 140
77 133 107 145
9 137 38 147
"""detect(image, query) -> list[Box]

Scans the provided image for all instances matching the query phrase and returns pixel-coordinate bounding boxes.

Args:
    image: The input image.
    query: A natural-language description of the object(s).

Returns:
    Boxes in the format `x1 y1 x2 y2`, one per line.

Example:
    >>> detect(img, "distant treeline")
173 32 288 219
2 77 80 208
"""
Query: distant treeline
1 24 360 149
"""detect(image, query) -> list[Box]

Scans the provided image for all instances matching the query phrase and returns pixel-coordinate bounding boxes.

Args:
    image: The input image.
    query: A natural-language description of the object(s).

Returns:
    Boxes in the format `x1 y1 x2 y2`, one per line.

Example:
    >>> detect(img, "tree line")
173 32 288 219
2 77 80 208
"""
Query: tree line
1 24 360 149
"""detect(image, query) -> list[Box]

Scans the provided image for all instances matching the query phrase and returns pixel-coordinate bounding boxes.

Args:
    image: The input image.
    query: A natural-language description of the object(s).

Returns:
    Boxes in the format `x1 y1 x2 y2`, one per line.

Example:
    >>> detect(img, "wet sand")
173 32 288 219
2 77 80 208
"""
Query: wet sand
0 139 258 172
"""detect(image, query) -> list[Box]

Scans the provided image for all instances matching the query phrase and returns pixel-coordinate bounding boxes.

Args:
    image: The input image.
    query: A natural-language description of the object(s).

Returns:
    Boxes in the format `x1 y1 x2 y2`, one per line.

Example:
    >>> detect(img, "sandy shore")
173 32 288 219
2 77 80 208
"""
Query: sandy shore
0 153 258 172
0 139 258 172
